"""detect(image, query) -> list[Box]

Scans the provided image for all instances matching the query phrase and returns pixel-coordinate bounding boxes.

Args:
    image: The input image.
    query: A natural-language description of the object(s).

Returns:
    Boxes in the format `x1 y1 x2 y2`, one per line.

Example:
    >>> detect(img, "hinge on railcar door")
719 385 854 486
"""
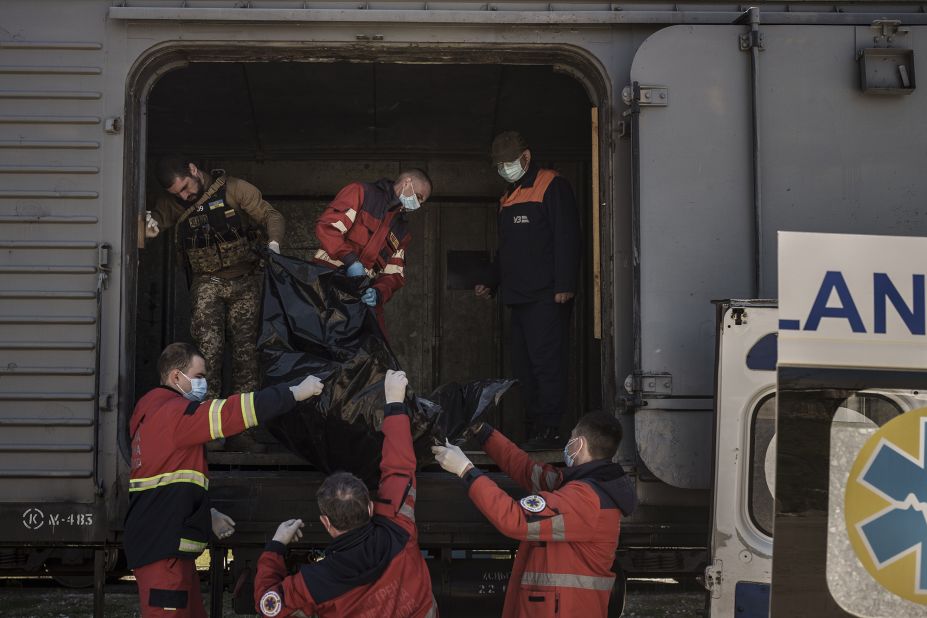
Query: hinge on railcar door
98 393 114 411
703 559 723 598
739 31 765 51
623 372 673 396
97 244 111 291
621 84 668 107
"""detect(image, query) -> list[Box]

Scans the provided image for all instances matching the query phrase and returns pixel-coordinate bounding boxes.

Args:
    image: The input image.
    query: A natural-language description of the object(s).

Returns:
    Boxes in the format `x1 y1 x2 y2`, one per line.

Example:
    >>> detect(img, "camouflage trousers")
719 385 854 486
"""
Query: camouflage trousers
190 274 262 399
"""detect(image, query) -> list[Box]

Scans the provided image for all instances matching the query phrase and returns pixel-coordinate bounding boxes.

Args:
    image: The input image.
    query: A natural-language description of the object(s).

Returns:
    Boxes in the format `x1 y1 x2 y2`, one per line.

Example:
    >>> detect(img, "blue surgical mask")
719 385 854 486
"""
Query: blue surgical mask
399 181 421 212
180 371 208 402
563 437 582 467
498 159 526 183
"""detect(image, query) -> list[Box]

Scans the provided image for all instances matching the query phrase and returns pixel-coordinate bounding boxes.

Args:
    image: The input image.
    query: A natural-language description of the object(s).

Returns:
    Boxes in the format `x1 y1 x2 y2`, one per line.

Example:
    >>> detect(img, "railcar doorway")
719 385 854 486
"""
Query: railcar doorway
133 59 601 450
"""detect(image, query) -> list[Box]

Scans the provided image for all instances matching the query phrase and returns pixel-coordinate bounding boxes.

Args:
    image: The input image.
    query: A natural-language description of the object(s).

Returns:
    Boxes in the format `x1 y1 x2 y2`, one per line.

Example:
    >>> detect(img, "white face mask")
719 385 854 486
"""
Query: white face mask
179 370 208 402
398 180 421 212
563 437 583 467
498 158 527 183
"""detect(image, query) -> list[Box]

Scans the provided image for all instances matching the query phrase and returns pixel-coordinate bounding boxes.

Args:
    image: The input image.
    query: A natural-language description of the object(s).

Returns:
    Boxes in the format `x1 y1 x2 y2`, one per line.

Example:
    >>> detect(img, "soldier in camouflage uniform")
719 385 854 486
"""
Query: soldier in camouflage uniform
145 156 285 453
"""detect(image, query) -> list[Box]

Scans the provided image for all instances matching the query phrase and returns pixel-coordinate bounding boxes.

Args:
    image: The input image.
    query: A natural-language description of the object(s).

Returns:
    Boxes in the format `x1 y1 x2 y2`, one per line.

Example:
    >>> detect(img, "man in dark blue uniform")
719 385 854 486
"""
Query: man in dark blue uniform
475 131 581 450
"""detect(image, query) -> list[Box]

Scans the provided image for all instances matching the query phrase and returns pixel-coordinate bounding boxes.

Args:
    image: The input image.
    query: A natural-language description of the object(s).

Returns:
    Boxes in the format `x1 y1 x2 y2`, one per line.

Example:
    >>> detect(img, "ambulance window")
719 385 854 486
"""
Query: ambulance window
748 395 776 537
836 394 900 427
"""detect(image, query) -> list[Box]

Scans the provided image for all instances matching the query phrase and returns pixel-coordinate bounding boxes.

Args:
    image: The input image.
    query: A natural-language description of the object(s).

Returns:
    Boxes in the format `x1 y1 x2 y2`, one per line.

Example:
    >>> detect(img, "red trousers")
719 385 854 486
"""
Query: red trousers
134 557 207 618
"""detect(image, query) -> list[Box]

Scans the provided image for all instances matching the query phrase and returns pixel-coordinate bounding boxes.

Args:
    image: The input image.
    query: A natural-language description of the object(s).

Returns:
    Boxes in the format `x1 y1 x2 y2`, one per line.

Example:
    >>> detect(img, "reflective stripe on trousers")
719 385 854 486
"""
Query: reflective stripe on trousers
521 571 615 591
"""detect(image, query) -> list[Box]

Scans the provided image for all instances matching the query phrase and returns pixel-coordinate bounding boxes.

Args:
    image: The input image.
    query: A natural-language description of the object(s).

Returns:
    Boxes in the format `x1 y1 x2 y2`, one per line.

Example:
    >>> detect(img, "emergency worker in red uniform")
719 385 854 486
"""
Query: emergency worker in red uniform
124 342 325 617
313 169 432 333
432 412 636 618
253 370 437 618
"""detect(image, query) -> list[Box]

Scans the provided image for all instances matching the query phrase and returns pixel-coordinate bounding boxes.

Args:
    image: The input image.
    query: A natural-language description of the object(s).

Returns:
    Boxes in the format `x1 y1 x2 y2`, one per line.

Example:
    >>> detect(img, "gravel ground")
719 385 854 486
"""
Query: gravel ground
0 578 706 617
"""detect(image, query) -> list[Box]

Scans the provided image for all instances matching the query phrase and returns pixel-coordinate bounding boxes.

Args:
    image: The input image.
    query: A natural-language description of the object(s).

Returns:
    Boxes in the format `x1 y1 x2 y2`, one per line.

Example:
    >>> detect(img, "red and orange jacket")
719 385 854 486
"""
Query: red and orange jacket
124 384 297 569
254 403 437 618
463 425 636 618
313 179 411 305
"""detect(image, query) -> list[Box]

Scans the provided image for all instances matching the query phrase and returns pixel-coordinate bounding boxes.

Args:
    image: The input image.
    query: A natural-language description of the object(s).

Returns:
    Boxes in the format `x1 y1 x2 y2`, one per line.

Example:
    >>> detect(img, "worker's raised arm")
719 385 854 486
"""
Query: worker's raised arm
374 370 419 534
171 375 324 449
466 473 604 544
475 423 563 494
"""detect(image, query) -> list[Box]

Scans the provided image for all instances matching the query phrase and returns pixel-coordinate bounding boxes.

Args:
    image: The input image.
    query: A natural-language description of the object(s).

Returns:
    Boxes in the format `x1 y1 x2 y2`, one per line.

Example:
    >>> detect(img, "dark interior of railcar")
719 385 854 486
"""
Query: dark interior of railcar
135 61 598 452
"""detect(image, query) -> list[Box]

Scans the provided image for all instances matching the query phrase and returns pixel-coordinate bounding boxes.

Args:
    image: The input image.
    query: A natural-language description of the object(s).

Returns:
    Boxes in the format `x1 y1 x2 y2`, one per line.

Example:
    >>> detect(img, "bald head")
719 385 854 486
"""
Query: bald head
394 168 433 207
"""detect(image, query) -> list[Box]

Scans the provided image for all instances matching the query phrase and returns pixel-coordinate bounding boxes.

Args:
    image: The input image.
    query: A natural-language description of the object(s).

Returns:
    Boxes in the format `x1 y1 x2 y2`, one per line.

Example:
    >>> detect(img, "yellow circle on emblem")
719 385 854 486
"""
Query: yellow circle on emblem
845 407 927 604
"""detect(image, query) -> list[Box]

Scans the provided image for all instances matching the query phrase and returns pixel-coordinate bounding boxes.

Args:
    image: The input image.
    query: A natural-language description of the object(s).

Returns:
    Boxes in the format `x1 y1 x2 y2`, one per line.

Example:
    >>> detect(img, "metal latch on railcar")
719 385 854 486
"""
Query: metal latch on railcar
621 84 668 107
858 20 916 94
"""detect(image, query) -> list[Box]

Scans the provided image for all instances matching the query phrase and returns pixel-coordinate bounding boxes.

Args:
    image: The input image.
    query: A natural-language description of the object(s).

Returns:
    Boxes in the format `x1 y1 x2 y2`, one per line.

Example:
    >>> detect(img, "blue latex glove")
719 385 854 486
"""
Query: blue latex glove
346 261 365 277
361 288 378 307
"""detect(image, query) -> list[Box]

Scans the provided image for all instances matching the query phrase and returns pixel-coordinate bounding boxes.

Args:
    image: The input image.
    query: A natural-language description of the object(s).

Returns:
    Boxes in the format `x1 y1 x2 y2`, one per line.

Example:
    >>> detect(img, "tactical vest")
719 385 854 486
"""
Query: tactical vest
174 173 260 275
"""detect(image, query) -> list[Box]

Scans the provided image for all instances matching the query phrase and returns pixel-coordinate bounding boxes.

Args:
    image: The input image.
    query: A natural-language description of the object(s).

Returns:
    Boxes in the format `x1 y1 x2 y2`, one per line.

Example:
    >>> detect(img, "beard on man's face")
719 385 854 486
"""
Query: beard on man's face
178 174 205 205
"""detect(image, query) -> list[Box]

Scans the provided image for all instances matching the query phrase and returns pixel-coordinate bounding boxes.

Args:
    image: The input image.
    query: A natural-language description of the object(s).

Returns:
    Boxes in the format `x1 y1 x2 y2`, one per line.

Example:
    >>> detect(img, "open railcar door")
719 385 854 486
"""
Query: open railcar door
627 21 927 497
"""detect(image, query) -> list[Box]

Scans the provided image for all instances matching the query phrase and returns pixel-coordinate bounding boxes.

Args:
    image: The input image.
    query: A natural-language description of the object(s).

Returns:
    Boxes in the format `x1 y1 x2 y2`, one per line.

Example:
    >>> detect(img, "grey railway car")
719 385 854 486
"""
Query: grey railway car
0 1 926 616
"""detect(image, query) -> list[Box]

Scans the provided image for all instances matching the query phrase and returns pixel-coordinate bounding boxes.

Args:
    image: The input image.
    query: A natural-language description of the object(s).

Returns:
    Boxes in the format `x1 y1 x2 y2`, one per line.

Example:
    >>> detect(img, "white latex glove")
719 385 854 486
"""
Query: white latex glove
290 375 324 402
384 370 408 404
431 440 473 477
268 240 280 254
474 284 492 299
211 508 236 540
145 211 160 239
272 518 305 546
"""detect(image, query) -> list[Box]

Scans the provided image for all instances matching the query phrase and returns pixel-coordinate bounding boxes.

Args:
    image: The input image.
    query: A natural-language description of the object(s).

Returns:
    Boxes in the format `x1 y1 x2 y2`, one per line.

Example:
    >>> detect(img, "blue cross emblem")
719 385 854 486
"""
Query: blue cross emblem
856 416 927 594
519 494 547 513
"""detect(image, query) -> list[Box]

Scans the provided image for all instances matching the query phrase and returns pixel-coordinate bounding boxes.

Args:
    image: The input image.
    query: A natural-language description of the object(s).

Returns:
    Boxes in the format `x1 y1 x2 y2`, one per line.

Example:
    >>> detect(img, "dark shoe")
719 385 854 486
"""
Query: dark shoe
223 431 268 454
519 426 564 451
